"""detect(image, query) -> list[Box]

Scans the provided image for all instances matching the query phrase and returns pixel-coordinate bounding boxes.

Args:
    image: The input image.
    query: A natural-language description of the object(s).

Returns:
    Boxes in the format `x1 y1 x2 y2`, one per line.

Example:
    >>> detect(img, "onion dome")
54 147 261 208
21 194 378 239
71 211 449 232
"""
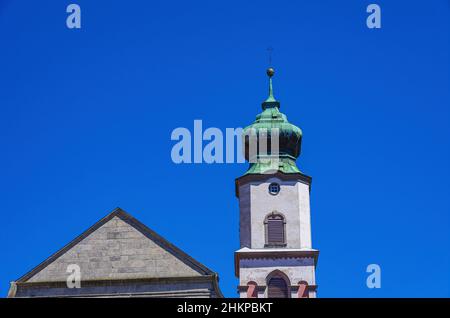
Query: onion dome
243 68 303 174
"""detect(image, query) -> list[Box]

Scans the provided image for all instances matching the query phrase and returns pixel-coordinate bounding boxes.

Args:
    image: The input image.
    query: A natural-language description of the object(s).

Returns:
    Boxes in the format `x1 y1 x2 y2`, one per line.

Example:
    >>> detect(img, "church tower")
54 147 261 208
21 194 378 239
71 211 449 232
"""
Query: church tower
235 68 318 298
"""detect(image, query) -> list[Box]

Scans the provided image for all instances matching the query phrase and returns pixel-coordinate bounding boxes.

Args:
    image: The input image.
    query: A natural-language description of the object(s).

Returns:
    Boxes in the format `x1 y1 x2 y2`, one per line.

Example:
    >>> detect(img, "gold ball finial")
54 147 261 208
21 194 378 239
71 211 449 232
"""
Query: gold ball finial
266 67 275 77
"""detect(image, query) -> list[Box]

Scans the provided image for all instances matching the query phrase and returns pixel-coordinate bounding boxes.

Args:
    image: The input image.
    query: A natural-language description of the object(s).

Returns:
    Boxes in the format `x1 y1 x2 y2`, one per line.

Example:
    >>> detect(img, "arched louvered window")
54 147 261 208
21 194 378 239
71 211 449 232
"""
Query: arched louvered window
264 212 286 247
267 276 289 298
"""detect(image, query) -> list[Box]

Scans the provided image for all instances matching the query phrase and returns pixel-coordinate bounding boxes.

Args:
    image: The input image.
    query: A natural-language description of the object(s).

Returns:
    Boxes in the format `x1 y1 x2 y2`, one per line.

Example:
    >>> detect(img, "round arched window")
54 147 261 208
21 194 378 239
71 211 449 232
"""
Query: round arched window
267 276 289 298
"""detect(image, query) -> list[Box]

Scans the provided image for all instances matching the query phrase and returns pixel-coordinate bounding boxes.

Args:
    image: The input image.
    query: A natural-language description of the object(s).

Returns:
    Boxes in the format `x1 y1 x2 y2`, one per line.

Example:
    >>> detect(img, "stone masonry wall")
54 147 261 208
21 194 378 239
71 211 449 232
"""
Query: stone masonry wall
27 217 201 282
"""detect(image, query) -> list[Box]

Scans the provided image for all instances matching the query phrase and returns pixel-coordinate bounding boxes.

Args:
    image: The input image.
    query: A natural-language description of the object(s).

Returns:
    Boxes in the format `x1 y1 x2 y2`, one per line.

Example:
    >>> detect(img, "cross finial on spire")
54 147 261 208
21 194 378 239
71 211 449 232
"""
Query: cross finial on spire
262 47 280 109
267 46 273 66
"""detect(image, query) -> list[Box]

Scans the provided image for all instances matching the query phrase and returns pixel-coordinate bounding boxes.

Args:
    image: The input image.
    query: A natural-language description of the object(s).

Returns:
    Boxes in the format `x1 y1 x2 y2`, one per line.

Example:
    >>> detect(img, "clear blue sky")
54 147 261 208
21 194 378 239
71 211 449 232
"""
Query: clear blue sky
0 1 449 297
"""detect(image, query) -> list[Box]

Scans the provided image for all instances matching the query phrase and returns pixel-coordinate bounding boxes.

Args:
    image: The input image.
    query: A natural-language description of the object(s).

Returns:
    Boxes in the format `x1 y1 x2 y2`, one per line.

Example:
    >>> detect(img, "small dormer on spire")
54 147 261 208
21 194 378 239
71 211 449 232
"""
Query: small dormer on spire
262 67 280 110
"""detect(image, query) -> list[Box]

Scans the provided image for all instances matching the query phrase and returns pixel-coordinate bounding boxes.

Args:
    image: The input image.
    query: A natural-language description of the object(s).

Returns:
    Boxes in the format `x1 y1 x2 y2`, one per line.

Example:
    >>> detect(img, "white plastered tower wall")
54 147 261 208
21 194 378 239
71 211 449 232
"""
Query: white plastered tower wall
235 173 318 298
239 177 312 249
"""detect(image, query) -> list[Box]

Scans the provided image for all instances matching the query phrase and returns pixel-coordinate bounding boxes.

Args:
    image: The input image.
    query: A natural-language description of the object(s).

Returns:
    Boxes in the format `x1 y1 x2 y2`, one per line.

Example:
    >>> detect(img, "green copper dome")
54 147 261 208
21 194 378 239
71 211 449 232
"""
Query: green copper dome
243 68 303 175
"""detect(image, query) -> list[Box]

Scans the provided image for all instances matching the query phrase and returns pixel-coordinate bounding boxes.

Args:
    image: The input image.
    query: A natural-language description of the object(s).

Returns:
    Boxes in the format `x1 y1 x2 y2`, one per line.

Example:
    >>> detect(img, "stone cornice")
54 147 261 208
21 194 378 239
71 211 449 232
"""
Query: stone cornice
10 274 224 298
14 275 214 288
235 171 312 198
234 249 319 277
